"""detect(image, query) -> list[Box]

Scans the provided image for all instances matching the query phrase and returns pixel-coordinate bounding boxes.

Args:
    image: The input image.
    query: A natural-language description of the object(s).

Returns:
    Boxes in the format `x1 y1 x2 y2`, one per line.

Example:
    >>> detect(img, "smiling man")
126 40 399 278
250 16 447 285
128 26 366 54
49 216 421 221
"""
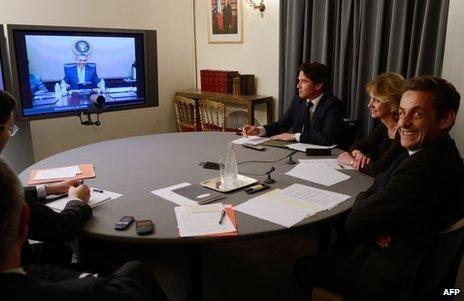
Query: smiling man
293 76 464 300
242 62 343 145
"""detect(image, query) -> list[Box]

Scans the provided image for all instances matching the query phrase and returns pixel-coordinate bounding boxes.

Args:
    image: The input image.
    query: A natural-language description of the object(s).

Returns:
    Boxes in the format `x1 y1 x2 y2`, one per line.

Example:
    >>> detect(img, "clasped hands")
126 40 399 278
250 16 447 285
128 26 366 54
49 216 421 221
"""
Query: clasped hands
337 150 371 170
45 179 90 203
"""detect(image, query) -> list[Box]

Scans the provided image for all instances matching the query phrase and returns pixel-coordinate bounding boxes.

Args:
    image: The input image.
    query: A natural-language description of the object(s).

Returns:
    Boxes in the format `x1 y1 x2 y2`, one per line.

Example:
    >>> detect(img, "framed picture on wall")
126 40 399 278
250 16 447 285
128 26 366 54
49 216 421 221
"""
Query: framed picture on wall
207 0 243 43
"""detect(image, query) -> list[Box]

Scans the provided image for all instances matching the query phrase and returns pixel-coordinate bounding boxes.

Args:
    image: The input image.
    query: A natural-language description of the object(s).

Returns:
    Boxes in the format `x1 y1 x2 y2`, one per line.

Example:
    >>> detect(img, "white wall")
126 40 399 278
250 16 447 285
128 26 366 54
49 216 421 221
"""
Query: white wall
194 0 279 125
0 0 196 160
443 0 464 155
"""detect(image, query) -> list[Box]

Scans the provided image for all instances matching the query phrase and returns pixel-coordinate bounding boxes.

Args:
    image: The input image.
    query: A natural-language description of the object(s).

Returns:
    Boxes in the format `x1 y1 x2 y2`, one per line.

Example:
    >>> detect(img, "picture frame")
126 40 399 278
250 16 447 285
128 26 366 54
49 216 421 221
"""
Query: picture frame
207 0 243 44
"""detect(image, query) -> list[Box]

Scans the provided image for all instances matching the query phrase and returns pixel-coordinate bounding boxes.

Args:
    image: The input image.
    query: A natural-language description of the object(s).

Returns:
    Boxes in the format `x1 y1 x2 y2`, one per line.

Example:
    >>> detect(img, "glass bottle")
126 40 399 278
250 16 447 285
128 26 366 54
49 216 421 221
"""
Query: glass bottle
224 142 239 189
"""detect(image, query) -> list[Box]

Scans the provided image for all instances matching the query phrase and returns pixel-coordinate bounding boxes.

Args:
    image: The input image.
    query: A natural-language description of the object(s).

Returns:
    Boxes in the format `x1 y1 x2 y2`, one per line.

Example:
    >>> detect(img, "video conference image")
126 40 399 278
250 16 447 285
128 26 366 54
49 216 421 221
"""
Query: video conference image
20 34 144 117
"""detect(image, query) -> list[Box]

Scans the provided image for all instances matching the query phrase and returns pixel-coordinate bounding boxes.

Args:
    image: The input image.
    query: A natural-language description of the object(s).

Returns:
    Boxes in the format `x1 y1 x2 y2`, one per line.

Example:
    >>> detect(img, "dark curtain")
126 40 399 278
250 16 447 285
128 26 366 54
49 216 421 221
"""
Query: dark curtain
279 0 450 136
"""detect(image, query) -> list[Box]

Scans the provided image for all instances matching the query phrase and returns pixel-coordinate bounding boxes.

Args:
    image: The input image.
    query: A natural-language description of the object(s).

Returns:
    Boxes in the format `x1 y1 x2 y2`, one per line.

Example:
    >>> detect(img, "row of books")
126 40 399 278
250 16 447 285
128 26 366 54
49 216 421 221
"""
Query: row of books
200 69 256 95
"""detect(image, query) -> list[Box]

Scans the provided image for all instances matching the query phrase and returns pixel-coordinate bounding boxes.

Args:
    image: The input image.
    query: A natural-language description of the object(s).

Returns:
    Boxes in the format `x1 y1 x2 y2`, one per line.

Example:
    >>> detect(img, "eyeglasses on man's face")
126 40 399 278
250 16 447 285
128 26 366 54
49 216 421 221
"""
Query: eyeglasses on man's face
0 124 19 136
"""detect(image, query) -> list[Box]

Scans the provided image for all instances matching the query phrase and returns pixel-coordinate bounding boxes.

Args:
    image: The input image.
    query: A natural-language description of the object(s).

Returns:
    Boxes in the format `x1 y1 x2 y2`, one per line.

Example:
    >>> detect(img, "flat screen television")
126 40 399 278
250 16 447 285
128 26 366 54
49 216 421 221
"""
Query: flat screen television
7 24 158 120
0 25 12 92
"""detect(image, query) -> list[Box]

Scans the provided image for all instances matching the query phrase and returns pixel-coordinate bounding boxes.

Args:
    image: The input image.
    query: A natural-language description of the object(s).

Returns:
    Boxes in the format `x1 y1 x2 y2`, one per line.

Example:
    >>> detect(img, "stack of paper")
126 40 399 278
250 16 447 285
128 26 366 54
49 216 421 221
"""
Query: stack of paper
285 162 350 186
34 165 82 181
299 159 355 170
287 143 337 152
174 203 236 237
46 188 122 212
235 184 350 227
232 136 270 145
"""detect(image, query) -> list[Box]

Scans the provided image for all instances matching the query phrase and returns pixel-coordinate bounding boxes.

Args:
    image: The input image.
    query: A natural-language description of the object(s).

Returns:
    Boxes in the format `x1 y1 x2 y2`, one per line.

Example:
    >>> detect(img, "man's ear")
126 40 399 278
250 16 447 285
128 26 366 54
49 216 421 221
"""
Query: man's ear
17 204 30 240
440 110 456 130
315 83 323 92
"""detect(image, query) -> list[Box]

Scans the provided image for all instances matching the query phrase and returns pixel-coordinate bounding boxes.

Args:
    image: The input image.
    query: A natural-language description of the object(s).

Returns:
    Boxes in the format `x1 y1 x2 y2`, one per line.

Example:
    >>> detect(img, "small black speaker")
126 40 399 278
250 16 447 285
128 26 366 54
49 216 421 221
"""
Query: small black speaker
305 148 332 156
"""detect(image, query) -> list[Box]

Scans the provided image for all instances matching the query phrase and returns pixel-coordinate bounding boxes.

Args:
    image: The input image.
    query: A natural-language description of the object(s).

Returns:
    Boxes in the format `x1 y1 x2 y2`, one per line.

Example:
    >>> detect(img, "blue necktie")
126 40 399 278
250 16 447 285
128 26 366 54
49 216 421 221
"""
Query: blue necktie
303 101 313 134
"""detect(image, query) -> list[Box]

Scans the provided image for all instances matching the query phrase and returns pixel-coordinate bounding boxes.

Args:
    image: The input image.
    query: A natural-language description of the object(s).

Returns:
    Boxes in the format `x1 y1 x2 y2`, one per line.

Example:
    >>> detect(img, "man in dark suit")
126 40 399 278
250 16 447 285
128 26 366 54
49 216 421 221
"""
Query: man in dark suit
0 90 92 264
0 158 168 301
293 76 464 300
242 62 343 145
63 54 100 90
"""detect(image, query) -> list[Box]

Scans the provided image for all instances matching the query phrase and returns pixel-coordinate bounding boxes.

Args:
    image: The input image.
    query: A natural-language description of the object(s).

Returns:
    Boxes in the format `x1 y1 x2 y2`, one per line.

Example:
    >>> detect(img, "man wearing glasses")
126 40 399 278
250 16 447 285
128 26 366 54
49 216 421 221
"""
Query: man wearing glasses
0 90 91 265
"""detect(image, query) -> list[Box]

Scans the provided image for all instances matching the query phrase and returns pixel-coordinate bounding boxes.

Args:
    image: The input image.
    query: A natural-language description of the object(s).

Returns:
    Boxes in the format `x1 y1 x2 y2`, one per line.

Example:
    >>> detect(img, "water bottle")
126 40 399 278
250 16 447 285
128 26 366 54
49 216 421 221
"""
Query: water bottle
54 83 61 98
98 79 106 91
223 142 239 189
60 80 67 95
131 62 136 80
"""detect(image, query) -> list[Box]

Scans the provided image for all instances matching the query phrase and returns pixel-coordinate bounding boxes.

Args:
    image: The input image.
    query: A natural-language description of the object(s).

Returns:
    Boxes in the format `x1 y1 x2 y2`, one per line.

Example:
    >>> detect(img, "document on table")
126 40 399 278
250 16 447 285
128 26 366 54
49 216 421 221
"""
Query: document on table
34 165 82 181
232 136 271 145
151 182 198 206
285 162 350 186
287 143 337 152
174 203 236 237
46 187 122 212
299 159 355 170
235 184 351 228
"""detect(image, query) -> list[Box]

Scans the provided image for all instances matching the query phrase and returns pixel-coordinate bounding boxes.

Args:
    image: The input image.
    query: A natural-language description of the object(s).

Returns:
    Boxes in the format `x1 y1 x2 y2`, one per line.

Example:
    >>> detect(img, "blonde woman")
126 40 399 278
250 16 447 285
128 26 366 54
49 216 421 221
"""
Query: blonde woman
337 73 407 176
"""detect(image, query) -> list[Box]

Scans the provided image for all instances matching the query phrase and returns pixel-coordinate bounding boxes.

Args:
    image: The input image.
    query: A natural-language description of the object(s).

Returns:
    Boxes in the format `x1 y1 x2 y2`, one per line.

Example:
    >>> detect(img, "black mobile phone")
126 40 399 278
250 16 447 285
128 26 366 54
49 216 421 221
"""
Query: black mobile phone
245 183 270 194
114 216 134 231
136 219 154 235
242 143 266 151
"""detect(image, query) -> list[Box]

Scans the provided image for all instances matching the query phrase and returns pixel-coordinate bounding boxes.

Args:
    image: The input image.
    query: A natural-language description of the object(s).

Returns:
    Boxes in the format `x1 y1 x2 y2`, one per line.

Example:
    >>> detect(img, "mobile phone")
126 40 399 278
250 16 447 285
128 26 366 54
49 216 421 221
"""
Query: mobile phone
114 216 134 231
136 219 154 235
242 143 266 151
245 183 270 194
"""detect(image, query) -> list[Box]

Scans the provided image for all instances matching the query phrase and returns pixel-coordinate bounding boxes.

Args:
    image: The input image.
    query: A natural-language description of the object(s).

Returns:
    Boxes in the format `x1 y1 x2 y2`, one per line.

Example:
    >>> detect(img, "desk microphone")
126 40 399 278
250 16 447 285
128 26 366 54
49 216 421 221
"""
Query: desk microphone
89 93 105 107
287 150 298 165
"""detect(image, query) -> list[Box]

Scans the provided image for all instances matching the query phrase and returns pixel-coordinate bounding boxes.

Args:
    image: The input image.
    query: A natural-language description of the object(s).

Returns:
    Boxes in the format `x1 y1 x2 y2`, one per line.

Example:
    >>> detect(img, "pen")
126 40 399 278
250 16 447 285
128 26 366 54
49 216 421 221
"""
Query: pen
338 163 345 169
92 188 104 193
218 210 226 224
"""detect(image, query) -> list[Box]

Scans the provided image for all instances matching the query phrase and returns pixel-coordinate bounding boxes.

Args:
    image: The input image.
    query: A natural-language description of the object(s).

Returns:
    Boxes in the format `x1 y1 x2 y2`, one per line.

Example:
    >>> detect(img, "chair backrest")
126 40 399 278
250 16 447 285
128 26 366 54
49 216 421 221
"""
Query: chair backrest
173 95 197 132
198 99 226 132
414 217 464 300
338 118 358 151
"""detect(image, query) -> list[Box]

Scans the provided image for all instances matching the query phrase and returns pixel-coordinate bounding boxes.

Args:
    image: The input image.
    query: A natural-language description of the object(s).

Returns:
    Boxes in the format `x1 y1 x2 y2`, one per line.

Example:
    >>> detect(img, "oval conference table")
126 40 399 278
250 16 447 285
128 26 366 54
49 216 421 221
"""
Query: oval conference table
19 132 374 299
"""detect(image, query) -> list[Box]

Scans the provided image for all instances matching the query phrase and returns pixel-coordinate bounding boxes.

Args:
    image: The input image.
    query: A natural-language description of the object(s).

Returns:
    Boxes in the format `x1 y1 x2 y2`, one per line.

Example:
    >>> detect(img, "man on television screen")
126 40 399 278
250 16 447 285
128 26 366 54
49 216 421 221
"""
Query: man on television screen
63 54 100 90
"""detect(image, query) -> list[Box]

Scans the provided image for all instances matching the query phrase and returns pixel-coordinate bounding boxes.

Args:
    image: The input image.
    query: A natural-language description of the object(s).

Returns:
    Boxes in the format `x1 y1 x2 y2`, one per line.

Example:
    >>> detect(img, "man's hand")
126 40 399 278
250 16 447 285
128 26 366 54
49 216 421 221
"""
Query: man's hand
271 133 295 141
45 179 82 196
68 184 90 204
242 125 260 137
375 235 391 248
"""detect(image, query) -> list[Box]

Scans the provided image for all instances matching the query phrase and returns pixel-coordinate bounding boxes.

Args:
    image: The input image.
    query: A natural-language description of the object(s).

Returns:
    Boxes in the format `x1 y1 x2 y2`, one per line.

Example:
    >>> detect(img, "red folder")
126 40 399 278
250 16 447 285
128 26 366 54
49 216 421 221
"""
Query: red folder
28 164 96 185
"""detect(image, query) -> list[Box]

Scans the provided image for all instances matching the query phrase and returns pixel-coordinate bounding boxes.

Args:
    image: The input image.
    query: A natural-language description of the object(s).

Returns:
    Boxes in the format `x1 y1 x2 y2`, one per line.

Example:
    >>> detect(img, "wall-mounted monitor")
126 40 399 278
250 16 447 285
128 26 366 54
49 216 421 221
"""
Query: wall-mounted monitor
0 25 12 92
7 24 158 120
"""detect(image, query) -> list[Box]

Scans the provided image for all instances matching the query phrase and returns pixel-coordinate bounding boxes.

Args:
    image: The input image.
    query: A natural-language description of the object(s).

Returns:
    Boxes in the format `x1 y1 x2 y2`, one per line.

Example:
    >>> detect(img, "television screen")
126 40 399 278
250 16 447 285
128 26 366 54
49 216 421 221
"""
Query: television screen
0 25 12 92
8 25 158 119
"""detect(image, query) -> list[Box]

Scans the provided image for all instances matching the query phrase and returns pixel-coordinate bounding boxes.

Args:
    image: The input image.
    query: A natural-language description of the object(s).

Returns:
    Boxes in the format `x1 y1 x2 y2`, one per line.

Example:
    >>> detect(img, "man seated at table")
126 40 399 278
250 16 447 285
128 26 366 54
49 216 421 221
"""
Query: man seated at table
242 61 344 146
0 158 168 301
292 76 464 299
63 54 100 90
0 90 92 265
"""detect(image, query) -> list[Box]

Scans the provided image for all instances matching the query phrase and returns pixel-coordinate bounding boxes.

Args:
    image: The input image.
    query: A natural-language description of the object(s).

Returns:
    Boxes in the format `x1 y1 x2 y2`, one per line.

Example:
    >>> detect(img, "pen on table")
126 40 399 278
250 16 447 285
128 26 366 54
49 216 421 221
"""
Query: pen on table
218 210 226 224
92 188 104 193
338 163 345 169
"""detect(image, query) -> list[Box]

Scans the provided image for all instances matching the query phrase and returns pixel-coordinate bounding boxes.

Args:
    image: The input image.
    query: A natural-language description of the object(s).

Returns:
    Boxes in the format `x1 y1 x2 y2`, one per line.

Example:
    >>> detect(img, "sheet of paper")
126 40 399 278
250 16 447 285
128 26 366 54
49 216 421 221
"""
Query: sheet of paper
174 204 236 237
285 162 350 186
235 189 317 228
287 143 337 152
232 136 271 145
280 183 350 211
151 182 197 206
299 159 355 170
46 187 122 212
33 165 81 181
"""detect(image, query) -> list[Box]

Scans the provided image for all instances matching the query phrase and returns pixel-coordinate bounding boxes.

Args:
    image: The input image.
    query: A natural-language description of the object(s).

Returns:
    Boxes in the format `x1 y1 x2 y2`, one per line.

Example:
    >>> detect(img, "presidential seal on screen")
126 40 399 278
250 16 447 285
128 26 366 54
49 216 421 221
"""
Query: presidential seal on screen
73 40 91 56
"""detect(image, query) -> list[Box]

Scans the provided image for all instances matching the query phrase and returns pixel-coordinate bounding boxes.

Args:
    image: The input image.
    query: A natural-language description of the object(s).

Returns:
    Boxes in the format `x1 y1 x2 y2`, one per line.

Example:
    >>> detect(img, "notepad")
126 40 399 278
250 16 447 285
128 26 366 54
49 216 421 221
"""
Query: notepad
172 184 224 205
46 188 122 212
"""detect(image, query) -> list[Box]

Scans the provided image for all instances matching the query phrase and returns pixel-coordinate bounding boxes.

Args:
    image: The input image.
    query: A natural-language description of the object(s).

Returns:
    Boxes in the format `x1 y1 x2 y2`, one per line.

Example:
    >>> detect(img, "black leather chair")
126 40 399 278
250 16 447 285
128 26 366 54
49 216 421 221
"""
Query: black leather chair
338 118 358 151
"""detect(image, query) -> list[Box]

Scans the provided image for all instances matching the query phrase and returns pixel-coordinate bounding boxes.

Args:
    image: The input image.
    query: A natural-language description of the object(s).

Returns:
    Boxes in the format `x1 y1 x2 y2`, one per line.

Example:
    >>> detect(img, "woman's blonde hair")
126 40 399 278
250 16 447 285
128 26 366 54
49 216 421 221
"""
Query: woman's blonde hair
365 73 407 117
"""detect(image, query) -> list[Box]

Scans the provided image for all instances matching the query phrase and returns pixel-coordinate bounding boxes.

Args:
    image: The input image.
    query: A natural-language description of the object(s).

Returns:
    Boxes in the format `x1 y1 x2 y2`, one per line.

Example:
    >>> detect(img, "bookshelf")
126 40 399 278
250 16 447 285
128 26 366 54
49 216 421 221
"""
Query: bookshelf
175 89 273 126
